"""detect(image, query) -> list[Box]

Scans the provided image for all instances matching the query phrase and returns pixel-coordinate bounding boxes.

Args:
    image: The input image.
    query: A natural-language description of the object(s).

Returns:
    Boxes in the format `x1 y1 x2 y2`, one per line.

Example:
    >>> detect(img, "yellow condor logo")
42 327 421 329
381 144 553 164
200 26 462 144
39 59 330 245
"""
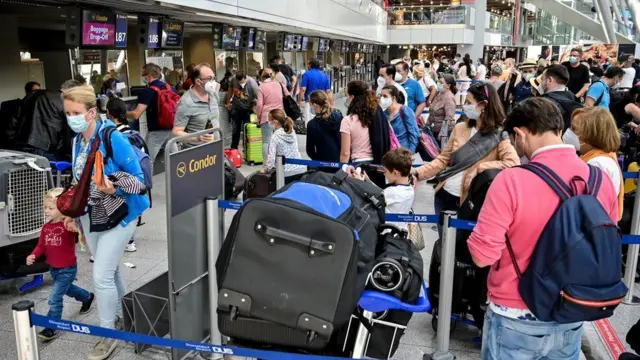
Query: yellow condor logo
93 15 108 22
176 155 217 178
167 23 182 31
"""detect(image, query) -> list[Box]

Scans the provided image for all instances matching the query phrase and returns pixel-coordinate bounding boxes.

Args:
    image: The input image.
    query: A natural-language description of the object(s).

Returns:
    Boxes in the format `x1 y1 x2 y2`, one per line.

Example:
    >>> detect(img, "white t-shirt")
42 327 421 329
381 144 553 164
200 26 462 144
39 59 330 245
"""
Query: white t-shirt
419 76 437 100
587 156 621 195
443 127 478 197
621 67 636 89
383 184 415 231
476 64 487 81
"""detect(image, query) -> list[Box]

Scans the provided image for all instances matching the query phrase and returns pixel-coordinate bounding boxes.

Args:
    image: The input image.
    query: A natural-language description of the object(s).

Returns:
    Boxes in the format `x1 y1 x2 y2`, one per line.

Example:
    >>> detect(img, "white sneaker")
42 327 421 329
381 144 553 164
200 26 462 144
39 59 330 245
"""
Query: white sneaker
125 243 137 252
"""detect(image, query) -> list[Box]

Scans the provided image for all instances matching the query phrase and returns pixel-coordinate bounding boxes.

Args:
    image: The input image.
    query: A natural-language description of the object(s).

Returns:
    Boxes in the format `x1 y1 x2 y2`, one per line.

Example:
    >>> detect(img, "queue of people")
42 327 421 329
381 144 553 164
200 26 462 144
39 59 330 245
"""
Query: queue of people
5 43 640 360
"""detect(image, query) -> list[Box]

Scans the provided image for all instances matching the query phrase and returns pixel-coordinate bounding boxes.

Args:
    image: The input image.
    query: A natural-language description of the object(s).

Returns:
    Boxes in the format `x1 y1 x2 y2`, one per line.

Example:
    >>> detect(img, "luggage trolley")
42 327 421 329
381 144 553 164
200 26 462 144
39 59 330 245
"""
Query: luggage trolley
348 281 431 359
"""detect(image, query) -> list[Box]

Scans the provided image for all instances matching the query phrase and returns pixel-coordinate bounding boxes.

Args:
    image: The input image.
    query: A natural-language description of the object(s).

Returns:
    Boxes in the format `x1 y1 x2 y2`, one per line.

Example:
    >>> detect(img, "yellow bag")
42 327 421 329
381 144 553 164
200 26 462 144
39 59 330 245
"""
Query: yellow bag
624 161 639 194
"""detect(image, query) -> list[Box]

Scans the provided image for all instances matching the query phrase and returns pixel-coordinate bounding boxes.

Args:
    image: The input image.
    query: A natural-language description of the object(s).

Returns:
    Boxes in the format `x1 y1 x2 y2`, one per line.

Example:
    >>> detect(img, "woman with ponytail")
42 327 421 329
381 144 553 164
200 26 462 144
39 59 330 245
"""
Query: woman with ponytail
261 109 306 183
306 90 343 166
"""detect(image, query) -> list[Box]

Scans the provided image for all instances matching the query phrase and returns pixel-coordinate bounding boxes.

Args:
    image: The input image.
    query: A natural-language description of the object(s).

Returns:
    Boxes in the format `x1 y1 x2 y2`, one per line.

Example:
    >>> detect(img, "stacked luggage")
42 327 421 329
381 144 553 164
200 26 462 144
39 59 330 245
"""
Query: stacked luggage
216 170 423 357
428 169 500 331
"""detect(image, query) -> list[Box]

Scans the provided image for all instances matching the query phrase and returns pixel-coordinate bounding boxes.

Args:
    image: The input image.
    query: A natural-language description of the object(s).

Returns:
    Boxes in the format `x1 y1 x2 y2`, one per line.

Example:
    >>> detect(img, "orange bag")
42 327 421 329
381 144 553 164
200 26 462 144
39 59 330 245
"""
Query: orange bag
94 150 105 187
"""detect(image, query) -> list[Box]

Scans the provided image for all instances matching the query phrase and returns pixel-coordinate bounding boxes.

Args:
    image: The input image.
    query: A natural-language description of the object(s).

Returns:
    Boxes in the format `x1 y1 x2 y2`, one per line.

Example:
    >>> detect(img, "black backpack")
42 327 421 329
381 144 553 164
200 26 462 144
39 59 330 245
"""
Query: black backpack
352 224 423 359
544 92 583 133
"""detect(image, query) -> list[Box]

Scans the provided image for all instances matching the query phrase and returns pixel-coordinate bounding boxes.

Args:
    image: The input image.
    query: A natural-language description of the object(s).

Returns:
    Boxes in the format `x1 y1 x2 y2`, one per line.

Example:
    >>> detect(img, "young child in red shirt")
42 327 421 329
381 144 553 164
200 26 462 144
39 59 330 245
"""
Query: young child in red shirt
26 188 95 341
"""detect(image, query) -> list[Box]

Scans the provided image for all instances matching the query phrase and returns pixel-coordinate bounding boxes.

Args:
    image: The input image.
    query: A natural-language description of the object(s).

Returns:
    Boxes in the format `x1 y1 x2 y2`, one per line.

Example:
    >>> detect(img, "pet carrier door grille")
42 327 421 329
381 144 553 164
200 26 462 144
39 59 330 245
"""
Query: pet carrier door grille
6 166 48 237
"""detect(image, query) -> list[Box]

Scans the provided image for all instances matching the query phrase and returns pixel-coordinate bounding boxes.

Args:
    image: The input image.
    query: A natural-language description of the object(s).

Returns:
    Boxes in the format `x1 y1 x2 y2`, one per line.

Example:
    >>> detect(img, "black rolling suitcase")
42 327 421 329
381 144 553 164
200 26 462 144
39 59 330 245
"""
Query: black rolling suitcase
243 169 276 200
216 182 373 351
428 170 500 330
224 157 245 200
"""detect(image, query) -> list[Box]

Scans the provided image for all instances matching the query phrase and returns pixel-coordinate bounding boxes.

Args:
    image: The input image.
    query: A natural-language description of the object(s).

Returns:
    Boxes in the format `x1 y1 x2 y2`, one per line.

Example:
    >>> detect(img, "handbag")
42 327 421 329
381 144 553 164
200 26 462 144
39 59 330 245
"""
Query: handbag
389 124 401 150
420 126 441 159
279 83 302 120
407 222 425 251
57 135 101 218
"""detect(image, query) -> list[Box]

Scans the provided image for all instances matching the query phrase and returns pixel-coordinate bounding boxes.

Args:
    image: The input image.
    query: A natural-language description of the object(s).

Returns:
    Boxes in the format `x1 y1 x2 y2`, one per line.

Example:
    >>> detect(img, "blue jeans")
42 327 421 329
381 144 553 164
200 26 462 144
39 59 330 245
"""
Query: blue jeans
48 266 92 320
481 307 583 360
80 215 137 329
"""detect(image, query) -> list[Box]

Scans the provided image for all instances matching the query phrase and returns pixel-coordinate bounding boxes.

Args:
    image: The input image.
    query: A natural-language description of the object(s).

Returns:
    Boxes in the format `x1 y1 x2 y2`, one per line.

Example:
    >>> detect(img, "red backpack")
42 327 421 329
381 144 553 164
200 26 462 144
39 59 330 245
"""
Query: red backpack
149 84 180 129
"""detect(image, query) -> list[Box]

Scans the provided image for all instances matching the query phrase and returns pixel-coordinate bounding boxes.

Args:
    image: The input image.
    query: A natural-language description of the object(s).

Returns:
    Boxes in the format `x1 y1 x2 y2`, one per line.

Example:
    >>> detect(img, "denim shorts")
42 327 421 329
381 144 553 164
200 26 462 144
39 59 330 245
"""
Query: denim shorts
481 307 583 360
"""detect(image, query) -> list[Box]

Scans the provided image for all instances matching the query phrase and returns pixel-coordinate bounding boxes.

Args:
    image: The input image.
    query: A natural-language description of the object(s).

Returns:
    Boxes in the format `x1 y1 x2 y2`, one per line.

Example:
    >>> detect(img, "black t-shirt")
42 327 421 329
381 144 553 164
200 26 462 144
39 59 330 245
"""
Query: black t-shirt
563 62 591 96
278 64 295 81
137 79 169 132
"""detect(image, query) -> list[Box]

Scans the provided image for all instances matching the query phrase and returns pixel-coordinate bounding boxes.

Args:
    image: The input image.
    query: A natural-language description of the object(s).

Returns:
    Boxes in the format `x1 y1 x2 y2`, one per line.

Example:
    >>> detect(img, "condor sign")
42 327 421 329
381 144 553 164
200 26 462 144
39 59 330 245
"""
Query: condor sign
169 138 223 216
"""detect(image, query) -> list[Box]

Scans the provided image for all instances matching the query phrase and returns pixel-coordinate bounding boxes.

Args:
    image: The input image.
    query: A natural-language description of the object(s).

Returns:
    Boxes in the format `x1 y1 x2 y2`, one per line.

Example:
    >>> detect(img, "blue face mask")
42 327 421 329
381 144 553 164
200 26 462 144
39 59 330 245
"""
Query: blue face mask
66 113 90 133
344 97 351 108
142 77 149 85
462 104 482 120
569 56 578 64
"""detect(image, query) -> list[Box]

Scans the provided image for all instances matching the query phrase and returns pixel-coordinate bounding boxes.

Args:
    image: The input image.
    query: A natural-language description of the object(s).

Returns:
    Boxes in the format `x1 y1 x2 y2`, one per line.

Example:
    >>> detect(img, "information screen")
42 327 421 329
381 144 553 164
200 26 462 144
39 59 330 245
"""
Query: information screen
82 10 115 46
301 36 309 51
247 28 256 50
161 20 184 48
331 40 341 52
342 41 350 53
115 13 128 48
147 16 161 49
254 30 266 51
318 38 330 52
222 25 241 49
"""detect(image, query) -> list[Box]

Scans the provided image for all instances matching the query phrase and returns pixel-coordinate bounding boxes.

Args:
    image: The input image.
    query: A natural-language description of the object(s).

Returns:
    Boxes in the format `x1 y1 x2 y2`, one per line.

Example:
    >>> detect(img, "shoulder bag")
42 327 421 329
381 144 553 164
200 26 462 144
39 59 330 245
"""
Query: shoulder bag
57 135 101 218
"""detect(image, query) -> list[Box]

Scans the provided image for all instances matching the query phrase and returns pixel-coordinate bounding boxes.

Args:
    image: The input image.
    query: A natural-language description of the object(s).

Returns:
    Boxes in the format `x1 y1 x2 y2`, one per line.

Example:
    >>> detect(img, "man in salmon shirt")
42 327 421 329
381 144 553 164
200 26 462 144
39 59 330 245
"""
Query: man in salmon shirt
467 97 619 360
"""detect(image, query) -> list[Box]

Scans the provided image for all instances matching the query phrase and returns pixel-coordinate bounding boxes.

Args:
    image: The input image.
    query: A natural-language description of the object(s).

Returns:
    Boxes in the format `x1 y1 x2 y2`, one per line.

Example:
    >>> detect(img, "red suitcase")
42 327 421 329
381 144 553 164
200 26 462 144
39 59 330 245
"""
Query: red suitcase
224 148 243 168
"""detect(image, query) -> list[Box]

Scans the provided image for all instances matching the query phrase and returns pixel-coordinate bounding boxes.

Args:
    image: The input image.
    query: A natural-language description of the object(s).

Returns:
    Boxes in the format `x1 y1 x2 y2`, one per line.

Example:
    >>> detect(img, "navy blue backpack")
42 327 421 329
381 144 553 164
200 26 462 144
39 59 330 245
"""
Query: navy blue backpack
104 127 153 190
507 162 627 323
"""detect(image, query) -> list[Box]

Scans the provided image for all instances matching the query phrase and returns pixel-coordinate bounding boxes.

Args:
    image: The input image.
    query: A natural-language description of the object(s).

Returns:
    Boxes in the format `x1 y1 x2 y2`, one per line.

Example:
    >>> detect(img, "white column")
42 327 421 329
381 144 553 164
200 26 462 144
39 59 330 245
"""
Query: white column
466 0 487 64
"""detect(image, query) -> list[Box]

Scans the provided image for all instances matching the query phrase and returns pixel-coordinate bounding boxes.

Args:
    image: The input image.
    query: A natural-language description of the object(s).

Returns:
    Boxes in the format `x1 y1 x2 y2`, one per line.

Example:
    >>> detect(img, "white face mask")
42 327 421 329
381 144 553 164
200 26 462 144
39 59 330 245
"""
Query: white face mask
377 76 386 88
394 73 403 82
204 81 217 94
380 97 393 110
523 73 535 81
462 104 482 120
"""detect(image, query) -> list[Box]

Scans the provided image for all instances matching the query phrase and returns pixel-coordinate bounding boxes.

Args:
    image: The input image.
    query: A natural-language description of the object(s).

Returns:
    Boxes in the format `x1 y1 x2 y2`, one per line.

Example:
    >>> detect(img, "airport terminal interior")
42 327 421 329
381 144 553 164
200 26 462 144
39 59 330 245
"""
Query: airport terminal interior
1 0 640 359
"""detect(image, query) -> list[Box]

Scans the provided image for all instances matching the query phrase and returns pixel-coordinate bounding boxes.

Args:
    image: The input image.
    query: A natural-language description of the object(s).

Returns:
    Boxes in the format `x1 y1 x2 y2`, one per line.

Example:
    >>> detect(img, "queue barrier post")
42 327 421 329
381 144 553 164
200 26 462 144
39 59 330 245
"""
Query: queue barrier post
276 156 285 190
425 211 457 360
623 184 640 305
12 300 39 360
203 198 225 359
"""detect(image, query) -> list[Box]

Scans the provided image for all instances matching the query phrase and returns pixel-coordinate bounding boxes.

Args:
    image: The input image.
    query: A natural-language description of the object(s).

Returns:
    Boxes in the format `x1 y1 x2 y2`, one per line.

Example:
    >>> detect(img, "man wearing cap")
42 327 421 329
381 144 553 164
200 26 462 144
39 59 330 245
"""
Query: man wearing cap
499 59 537 111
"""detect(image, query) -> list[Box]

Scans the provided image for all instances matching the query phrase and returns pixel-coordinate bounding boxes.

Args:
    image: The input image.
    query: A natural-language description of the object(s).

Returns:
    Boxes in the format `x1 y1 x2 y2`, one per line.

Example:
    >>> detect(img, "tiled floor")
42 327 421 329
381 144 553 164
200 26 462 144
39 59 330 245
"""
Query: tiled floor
0 100 636 359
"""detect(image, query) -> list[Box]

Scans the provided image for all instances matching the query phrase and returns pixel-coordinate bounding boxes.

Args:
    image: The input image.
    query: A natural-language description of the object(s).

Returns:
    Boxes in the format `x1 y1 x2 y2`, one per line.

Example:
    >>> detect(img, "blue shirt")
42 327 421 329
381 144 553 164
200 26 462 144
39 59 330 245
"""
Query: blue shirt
400 78 426 112
386 105 420 153
586 79 610 110
300 69 331 101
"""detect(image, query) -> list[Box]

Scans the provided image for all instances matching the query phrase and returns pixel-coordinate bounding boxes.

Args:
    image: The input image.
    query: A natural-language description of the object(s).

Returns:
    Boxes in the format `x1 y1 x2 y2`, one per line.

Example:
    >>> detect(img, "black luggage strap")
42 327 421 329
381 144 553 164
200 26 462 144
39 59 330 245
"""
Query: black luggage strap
256 223 335 256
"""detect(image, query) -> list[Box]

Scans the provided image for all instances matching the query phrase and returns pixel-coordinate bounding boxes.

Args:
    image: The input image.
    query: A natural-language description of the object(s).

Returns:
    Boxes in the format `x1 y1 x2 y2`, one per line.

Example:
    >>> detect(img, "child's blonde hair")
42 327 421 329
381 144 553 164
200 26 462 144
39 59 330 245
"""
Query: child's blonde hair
45 188 64 203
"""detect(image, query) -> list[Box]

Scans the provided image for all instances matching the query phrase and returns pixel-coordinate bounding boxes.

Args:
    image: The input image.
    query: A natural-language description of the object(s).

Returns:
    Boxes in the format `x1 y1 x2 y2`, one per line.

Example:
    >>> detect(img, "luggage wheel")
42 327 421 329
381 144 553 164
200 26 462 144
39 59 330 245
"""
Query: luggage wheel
431 313 457 333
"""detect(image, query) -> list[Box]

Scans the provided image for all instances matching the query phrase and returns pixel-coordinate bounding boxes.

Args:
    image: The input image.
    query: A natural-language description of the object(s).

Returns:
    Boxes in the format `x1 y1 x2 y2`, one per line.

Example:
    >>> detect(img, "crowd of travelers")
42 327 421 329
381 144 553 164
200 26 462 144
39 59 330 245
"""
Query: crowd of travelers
3 44 640 360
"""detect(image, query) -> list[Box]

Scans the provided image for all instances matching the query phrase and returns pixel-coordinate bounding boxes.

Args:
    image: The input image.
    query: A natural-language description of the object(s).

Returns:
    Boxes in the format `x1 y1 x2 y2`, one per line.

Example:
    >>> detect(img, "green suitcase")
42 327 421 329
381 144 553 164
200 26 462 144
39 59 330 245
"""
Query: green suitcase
244 122 263 165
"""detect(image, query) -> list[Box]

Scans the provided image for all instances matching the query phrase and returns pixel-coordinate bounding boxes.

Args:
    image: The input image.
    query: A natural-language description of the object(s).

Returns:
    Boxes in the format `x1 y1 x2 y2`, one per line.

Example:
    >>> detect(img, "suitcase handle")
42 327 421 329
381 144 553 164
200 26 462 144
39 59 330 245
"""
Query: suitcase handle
255 223 335 256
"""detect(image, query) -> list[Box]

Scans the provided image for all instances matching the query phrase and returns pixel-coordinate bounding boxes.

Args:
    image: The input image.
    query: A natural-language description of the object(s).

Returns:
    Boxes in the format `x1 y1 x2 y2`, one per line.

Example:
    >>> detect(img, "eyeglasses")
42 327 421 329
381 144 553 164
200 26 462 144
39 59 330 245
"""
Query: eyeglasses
199 77 214 82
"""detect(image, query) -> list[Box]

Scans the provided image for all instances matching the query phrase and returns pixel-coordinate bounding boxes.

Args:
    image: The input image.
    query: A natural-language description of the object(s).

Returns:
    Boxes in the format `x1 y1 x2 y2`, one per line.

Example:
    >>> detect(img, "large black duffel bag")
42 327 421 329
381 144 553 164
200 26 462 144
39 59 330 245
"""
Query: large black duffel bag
300 169 386 295
216 182 371 350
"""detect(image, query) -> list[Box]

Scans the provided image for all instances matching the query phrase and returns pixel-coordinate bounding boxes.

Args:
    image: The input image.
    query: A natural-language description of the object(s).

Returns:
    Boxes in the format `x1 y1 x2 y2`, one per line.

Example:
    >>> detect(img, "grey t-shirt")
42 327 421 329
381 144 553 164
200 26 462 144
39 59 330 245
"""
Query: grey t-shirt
174 88 220 134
